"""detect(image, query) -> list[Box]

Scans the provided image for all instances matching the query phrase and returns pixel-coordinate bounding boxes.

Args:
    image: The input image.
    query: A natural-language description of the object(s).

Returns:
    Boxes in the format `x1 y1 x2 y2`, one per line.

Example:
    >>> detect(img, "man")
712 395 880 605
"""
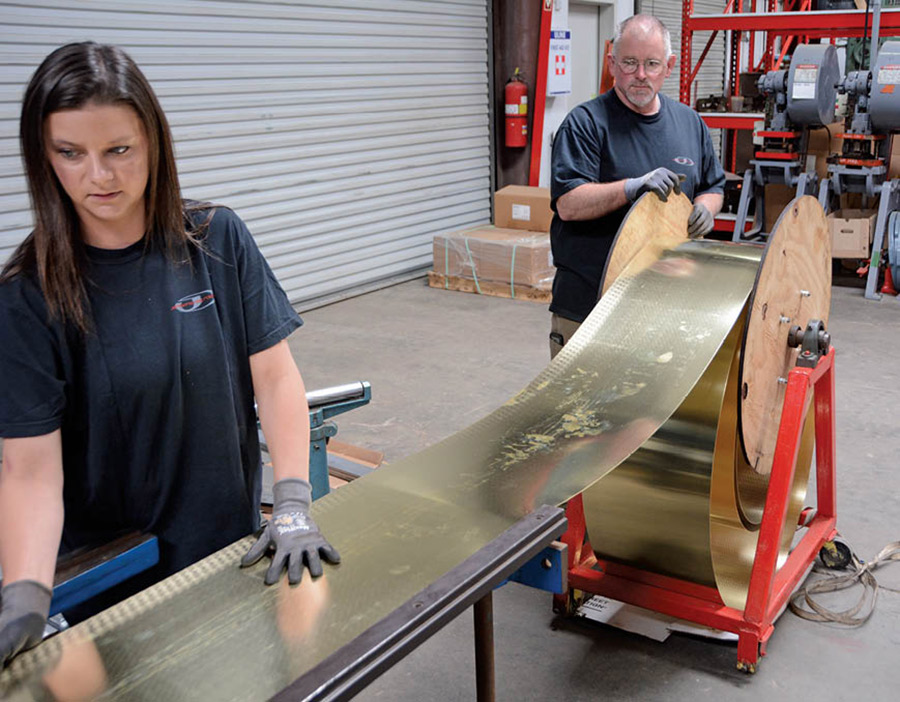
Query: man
548 14 725 358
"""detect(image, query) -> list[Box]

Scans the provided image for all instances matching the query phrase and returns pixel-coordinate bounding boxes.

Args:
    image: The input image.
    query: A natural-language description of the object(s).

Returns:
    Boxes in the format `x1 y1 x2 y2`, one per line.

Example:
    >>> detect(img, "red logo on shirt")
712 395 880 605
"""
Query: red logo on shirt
172 290 216 313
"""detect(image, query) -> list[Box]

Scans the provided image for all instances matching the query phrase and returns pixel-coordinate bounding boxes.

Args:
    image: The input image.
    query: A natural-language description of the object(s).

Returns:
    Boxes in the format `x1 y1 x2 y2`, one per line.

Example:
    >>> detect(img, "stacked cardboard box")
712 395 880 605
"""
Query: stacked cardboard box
493 185 553 232
827 209 877 259
432 226 554 288
429 186 555 301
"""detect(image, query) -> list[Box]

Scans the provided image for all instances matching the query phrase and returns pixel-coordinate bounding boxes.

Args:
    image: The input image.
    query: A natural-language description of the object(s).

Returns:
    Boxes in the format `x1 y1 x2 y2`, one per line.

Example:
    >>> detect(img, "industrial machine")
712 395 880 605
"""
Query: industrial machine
820 43 900 208
549 323 836 673
818 21 900 299
516 193 839 674
259 380 374 501
733 43 840 241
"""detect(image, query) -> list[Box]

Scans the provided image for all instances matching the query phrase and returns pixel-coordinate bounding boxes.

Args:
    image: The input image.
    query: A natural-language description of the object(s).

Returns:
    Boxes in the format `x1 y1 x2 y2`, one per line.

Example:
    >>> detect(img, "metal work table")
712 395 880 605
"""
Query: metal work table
278 505 566 701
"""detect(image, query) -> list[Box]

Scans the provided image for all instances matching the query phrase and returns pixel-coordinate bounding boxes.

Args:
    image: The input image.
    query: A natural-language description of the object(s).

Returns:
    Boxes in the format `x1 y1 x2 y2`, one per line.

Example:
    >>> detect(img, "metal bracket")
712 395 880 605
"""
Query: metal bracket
505 541 567 595
733 159 816 243
787 319 831 368
310 421 339 444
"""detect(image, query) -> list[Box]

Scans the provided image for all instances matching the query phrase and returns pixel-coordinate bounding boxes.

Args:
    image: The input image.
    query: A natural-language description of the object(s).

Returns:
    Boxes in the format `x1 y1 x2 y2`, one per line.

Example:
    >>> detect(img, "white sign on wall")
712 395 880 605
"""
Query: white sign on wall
547 29 572 96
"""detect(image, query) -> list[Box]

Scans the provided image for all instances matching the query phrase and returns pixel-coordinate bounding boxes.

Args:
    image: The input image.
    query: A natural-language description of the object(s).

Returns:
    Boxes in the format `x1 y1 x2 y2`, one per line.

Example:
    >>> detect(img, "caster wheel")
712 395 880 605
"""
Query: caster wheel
819 539 852 569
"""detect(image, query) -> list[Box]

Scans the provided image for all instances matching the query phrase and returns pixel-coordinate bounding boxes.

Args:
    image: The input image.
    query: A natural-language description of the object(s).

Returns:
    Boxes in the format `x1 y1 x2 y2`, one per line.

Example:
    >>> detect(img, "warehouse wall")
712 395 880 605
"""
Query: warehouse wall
0 0 492 308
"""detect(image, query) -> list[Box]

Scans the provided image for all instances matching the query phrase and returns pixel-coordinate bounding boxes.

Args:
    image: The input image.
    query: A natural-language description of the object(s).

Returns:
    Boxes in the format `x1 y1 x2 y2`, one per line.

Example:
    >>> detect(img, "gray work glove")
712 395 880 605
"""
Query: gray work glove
687 202 714 238
0 580 51 668
624 167 682 203
241 478 340 585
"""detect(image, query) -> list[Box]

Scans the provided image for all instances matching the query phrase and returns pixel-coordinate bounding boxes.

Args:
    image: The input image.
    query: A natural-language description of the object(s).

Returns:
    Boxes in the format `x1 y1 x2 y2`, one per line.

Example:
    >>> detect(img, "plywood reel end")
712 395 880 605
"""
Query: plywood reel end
739 195 832 475
599 191 693 297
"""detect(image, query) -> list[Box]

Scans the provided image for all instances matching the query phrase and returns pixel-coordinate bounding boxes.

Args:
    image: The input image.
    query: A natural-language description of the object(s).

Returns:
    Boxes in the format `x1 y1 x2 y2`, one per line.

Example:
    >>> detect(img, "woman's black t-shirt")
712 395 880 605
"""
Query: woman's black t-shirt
0 206 302 580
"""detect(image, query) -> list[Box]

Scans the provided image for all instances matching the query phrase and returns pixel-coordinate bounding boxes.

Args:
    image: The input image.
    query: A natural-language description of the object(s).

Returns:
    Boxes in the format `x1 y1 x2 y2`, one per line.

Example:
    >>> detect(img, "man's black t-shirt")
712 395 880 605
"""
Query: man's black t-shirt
549 89 725 322
0 206 302 579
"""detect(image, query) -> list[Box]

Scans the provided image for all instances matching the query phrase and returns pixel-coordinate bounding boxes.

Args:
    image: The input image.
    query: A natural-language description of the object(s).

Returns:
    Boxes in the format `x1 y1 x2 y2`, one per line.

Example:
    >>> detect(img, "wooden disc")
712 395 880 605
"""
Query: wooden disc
599 191 693 296
739 195 831 475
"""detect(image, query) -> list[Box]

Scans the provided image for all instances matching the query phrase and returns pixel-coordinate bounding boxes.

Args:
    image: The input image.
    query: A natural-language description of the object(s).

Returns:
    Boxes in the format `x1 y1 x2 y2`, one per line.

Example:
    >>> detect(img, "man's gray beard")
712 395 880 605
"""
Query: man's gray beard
624 84 655 108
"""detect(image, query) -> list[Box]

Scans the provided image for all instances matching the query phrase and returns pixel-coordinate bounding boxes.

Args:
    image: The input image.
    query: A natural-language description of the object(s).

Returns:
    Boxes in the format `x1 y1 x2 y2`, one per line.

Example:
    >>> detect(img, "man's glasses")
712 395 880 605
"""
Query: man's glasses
615 57 666 76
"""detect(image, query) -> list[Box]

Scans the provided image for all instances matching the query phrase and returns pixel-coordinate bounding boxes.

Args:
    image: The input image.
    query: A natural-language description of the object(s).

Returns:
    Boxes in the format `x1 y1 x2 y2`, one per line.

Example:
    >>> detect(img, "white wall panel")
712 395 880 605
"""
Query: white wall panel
0 0 491 306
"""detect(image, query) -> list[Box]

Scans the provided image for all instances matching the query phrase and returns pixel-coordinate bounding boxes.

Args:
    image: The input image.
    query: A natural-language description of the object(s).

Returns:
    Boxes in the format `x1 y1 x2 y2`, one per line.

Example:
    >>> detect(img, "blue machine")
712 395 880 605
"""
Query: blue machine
305 381 373 499
259 380 373 501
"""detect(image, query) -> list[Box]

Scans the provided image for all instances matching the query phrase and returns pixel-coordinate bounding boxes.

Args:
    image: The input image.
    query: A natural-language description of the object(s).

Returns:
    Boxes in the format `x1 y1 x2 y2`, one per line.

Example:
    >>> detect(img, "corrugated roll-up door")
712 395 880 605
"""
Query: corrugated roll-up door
0 0 491 307
640 0 725 157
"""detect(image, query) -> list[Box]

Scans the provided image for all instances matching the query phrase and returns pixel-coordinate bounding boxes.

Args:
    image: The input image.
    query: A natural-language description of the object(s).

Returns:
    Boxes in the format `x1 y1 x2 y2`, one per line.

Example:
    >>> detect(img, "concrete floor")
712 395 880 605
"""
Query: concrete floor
287 279 900 702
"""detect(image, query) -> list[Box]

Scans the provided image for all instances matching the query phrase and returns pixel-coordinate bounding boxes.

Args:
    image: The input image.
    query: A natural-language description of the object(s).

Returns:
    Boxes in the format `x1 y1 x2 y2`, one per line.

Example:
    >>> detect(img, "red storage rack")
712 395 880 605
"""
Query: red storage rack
682 3 900 107
684 3 900 211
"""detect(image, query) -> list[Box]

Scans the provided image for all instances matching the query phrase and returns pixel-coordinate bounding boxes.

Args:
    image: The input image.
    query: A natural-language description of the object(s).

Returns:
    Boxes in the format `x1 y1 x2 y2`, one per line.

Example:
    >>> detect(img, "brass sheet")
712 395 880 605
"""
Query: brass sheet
0 240 762 700
583 318 747 590
582 307 814 610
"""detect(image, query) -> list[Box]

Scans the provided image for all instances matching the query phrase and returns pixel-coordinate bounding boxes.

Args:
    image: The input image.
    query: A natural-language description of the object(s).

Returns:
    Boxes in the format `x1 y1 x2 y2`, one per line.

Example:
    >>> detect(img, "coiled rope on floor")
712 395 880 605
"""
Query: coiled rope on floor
790 539 900 626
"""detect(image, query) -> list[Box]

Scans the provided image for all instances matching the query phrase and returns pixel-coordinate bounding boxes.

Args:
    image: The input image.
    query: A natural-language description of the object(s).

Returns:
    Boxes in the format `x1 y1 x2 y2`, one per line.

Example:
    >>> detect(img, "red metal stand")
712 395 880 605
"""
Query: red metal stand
528 0 553 188
554 347 838 672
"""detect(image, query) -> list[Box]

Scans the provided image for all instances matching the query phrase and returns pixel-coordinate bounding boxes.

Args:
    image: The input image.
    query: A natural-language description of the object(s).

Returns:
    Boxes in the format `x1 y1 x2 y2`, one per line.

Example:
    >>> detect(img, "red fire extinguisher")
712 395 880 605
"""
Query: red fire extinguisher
505 68 528 148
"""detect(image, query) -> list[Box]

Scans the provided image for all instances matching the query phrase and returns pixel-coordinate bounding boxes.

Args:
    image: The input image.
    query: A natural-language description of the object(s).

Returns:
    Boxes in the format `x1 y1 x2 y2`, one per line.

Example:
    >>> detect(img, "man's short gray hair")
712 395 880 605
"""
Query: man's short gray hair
612 14 672 59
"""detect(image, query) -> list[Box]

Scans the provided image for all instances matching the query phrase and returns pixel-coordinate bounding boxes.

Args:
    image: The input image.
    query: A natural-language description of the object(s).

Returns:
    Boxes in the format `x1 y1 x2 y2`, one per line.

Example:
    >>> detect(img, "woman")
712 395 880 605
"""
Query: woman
0 42 339 668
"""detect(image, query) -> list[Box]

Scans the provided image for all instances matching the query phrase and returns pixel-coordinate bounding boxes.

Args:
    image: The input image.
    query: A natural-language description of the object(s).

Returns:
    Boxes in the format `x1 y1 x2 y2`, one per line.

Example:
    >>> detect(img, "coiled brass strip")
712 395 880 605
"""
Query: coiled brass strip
584 195 823 611
583 316 747 590
583 307 815 610
0 237 764 700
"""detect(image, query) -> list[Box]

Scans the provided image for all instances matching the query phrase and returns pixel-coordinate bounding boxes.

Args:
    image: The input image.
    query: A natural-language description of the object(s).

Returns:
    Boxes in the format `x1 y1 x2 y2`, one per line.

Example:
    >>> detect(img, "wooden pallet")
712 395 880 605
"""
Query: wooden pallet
427 271 551 302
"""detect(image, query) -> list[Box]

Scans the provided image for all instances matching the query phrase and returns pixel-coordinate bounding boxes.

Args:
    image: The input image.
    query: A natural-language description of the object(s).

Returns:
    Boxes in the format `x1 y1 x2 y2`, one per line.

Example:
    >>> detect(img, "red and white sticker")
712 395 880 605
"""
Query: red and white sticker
555 54 567 76
792 64 818 100
878 64 900 85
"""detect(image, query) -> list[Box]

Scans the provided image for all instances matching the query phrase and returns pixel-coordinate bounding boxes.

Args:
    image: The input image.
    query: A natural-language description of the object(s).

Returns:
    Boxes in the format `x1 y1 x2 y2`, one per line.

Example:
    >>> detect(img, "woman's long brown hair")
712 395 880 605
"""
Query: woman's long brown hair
1 42 200 333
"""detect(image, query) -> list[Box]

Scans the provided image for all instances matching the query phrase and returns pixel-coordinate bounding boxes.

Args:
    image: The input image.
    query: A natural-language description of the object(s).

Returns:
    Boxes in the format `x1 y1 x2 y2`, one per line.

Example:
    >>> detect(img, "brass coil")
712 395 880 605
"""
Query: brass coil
582 304 815 609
